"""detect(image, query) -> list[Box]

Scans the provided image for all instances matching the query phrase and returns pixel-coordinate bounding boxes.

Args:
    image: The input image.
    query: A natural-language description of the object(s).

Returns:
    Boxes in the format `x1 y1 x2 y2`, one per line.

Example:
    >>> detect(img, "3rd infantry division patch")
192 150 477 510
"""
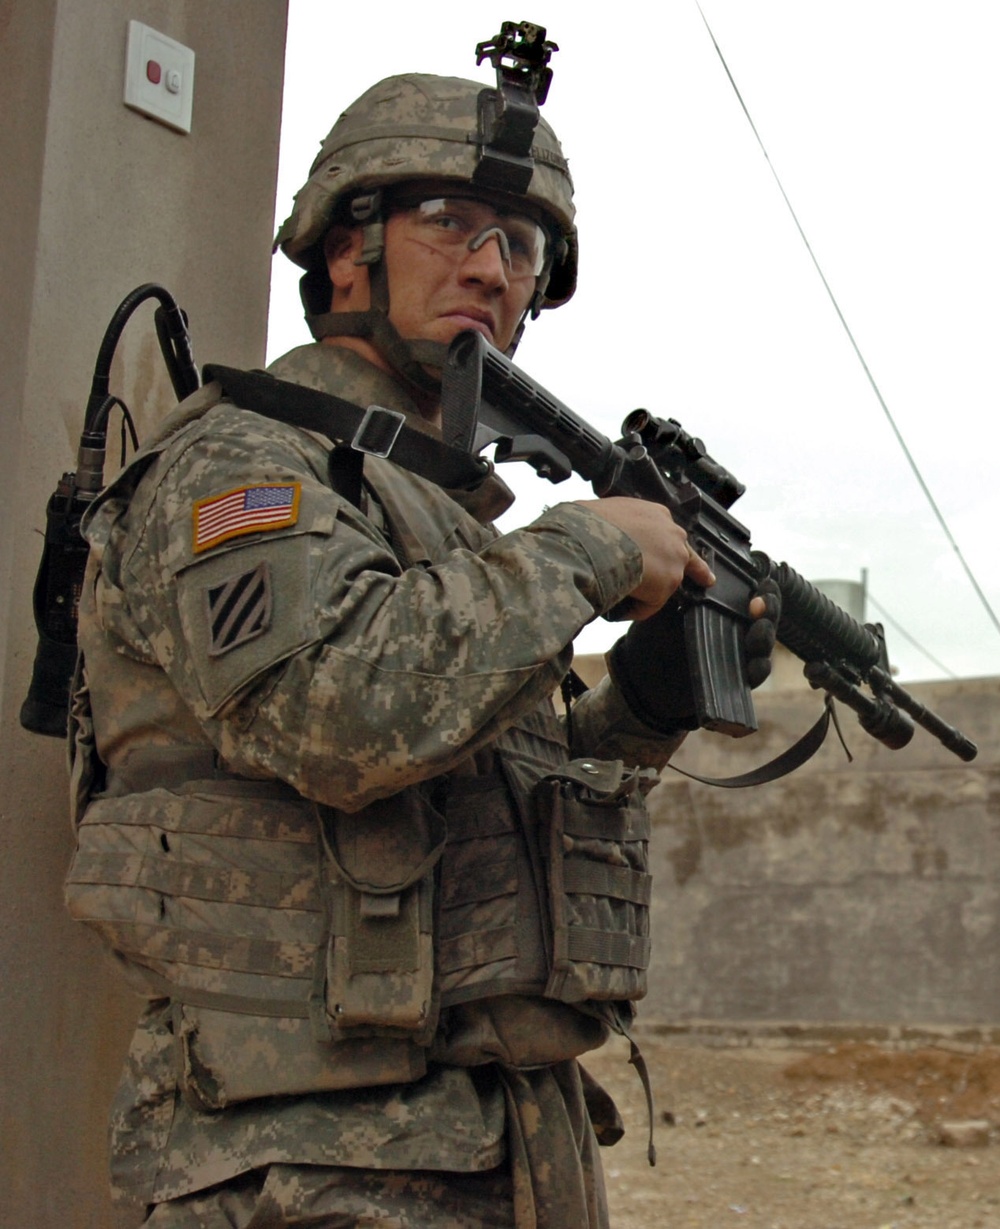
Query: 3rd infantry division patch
206 561 273 657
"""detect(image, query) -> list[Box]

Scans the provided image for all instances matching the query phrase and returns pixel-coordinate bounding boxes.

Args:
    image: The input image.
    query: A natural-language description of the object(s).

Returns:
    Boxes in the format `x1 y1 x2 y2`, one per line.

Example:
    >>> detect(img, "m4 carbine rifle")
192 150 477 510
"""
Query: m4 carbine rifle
441 331 977 764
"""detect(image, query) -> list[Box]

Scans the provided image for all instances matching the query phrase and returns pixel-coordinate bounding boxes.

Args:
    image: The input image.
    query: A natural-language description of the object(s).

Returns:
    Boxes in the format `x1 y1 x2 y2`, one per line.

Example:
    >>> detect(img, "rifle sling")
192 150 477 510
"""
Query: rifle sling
667 696 841 789
202 365 490 494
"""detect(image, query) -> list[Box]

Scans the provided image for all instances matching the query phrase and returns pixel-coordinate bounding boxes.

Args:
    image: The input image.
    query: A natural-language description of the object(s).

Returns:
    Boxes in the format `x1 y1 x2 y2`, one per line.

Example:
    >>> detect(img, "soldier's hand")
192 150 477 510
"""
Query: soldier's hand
744 577 782 688
606 574 782 736
577 497 715 621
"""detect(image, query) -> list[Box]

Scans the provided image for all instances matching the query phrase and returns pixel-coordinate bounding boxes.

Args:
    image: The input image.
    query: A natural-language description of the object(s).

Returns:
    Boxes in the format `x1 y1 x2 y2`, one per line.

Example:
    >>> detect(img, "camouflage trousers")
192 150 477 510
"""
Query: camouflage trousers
138 1063 610 1228
139 1163 515 1227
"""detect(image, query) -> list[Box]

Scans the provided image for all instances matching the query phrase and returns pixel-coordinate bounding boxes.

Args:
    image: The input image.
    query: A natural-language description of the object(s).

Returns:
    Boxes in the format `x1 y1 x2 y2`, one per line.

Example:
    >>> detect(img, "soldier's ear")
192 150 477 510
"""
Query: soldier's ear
324 226 365 294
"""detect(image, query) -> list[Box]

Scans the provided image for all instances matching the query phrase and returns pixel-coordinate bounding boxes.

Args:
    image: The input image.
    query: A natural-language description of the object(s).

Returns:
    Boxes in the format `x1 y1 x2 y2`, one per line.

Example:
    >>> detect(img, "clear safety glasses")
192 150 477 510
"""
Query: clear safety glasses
392 195 550 280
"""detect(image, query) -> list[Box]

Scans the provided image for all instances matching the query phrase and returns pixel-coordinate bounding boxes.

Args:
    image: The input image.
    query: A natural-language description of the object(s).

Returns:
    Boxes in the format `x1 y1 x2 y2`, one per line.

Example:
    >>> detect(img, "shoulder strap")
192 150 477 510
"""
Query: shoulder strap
202 364 489 493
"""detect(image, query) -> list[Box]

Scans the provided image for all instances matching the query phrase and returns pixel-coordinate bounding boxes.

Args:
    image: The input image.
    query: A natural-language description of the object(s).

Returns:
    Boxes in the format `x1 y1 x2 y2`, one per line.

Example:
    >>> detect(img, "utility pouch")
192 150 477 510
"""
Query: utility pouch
319 788 446 1046
536 759 654 1004
173 1005 427 1111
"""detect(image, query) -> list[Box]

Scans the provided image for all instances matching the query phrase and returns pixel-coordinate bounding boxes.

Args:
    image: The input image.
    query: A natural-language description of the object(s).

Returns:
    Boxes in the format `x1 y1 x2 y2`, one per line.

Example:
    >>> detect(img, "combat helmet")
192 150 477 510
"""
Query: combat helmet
274 22 576 391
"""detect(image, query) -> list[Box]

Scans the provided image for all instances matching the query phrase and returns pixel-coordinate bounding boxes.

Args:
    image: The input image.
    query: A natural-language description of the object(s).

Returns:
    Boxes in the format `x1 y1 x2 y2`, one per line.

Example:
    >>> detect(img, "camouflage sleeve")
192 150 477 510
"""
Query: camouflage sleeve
120 407 643 810
568 671 687 772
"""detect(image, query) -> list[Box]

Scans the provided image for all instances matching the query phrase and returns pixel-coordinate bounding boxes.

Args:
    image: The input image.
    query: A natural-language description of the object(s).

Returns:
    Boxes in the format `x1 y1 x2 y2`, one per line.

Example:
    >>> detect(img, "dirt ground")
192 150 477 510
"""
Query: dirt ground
585 1031 1000 1229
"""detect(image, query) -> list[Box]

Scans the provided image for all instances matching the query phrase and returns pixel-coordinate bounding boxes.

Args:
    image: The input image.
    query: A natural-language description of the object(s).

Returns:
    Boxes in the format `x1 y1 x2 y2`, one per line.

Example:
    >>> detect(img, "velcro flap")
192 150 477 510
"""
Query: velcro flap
545 758 632 801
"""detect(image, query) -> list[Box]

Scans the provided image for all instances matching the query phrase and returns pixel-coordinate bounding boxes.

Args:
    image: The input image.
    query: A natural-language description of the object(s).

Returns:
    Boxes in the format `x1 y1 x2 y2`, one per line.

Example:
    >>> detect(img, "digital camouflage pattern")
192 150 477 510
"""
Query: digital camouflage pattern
127 1033 607 1227
109 1001 508 1207
67 341 675 1225
140 1161 518 1227
274 75 578 309
77 342 640 809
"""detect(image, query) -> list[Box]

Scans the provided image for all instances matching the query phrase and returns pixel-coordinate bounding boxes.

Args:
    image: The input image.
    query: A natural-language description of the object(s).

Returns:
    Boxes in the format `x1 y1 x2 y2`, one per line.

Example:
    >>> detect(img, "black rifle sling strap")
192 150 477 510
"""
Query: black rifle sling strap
325 445 365 510
202 365 490 503
667 694 851 789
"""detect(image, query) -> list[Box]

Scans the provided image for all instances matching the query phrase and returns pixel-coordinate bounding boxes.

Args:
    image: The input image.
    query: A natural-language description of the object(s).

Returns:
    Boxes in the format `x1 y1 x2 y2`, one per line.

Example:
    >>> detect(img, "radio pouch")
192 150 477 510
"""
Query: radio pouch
318 788 446 1046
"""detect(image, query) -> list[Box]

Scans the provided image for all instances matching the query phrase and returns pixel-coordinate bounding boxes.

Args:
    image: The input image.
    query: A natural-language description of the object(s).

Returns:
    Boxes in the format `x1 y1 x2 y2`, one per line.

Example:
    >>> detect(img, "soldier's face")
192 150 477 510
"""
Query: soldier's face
325 212 536 353
380 204 537 353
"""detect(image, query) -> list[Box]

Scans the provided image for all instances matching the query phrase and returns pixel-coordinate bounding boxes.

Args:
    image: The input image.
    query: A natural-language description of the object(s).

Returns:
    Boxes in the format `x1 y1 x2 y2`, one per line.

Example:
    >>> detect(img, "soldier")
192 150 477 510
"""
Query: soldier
66 41 776 1229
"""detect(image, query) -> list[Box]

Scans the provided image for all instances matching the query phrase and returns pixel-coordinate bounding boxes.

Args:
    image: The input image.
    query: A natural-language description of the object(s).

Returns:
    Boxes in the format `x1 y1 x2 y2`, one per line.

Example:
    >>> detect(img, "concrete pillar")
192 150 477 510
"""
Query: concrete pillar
0 4 287 1224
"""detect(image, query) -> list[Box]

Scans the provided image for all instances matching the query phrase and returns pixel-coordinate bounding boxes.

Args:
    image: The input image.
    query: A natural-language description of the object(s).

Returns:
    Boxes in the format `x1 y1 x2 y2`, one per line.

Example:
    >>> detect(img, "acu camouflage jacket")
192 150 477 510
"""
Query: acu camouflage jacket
65 342 675 1202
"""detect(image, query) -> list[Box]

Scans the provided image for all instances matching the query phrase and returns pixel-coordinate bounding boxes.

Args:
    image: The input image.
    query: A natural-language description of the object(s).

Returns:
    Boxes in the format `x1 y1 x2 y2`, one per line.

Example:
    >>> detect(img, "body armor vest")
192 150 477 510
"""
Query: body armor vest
64 375 652 1111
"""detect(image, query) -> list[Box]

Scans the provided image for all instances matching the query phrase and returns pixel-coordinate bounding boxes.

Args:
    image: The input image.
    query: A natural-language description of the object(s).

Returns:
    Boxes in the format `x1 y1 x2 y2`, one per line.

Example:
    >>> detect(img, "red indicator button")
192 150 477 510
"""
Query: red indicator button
146 60 162 85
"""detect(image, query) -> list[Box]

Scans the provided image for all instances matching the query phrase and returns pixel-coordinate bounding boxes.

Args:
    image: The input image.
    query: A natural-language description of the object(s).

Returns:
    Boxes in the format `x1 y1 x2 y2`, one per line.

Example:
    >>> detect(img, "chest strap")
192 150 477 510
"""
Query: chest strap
202 365 490 493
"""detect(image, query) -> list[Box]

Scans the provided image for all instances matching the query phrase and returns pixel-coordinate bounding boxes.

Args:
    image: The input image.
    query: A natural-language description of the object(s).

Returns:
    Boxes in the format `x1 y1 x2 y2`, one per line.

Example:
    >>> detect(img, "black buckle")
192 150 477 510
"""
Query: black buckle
352 405 406 458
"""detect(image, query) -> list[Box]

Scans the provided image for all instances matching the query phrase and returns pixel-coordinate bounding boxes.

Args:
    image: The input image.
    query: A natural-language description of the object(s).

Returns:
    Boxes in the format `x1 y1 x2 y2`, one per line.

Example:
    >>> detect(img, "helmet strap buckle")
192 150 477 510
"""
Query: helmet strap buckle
350 191 386 267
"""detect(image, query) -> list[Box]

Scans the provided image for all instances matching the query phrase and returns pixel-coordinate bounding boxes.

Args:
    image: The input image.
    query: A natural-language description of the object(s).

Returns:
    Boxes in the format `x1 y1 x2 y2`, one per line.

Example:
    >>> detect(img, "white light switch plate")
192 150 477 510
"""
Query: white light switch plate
124 20 195 134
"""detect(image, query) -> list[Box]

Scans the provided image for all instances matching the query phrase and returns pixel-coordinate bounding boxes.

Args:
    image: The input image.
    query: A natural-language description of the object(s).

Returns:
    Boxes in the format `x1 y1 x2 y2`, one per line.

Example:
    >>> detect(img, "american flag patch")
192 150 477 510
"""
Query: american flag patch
192 483 300 553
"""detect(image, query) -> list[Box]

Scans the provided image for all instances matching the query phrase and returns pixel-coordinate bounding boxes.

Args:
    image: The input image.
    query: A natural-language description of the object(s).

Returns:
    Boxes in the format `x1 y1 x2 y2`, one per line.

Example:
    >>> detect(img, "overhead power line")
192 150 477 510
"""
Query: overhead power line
695 1 1000 653
865 592 957 679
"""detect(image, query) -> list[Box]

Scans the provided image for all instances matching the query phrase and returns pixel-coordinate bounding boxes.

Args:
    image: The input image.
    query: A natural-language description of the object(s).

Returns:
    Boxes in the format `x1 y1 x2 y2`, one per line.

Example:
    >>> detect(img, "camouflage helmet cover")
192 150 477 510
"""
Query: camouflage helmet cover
274 74 578 309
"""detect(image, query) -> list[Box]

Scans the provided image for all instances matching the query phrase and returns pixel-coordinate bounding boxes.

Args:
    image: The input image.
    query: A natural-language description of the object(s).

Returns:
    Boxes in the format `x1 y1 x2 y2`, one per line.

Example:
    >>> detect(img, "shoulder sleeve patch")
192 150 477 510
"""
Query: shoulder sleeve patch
205 561 273 657
193 483 301 553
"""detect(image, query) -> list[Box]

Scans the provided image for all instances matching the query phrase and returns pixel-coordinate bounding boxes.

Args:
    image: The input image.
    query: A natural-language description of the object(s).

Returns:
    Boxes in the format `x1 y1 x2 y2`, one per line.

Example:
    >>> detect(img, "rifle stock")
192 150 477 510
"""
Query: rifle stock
441 331 977 762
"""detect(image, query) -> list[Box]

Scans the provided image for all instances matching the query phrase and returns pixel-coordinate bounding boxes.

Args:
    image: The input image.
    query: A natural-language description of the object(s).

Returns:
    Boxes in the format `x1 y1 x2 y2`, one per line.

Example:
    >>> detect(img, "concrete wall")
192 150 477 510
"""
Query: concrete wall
0 4 287 1225
643 674 1000 1030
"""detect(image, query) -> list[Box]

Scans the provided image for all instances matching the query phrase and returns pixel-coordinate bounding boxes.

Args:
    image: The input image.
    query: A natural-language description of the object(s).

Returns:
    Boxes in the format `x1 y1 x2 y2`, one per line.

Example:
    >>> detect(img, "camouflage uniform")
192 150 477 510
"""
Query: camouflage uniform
62 334 678 1219
66 339 679 1227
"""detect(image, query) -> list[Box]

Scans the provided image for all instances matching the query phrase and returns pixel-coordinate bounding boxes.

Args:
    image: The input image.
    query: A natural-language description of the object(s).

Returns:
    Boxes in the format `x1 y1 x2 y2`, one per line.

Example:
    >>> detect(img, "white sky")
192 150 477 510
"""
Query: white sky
267 1 1000 684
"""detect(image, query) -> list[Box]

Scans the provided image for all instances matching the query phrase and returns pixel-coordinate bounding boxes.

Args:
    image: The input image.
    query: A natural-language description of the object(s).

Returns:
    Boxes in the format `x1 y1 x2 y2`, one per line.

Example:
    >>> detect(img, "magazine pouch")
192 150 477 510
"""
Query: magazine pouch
536 759 654 1004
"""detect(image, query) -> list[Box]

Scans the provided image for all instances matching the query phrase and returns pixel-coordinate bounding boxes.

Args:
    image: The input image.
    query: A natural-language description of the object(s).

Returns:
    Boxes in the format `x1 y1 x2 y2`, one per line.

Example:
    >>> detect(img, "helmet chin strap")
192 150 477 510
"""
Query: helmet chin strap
306 305 448 399
305 233 446 397
303 191 445 396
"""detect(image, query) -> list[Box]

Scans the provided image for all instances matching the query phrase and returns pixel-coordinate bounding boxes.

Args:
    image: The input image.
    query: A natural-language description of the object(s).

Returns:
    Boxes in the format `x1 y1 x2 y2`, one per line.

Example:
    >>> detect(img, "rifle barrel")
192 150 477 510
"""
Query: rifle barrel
869 667 979 762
